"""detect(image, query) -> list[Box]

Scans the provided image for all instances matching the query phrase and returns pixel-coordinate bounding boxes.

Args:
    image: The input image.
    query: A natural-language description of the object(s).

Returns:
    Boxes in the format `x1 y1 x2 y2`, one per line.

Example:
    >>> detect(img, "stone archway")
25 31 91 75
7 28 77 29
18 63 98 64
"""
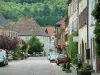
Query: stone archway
82 40 84 62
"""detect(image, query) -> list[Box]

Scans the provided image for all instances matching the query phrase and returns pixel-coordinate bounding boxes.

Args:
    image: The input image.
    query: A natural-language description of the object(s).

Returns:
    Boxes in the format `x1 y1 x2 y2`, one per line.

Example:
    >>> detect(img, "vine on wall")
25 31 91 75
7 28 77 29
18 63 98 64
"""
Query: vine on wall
92 1 100 57
68 31 78 64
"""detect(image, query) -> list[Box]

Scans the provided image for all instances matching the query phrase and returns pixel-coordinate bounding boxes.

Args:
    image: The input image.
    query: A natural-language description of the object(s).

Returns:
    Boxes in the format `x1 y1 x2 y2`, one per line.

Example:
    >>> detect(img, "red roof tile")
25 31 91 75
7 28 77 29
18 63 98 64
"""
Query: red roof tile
42 26 55 37
56 18 65 29
9 22 15 25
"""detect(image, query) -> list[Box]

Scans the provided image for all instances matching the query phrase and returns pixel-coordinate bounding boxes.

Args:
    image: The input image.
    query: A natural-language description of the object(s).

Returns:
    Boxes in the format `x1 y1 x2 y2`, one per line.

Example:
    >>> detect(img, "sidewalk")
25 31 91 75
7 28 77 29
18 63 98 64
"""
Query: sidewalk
71 64 100 75
51 63 100 75
51 63 77 75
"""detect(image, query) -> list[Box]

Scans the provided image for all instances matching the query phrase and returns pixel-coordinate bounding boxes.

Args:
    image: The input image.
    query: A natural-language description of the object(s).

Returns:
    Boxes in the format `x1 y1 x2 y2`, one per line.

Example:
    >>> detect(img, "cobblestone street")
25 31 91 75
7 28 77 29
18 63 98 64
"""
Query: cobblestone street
0 57 99 75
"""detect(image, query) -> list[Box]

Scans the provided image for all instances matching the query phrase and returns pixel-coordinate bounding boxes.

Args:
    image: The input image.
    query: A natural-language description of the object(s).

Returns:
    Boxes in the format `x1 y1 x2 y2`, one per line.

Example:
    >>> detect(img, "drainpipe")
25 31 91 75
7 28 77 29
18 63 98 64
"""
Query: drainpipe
86 0 90 63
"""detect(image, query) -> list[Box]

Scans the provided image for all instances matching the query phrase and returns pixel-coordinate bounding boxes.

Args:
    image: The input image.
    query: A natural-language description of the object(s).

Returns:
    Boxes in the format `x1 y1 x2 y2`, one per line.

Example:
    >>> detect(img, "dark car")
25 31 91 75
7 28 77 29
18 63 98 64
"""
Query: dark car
55 54 70 65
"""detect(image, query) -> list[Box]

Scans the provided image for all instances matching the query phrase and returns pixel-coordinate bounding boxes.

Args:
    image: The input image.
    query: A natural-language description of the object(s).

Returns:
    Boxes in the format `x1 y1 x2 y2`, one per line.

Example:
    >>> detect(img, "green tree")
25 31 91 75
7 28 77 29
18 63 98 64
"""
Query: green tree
28 36 44 54
0 0 68 25
92 1 100 57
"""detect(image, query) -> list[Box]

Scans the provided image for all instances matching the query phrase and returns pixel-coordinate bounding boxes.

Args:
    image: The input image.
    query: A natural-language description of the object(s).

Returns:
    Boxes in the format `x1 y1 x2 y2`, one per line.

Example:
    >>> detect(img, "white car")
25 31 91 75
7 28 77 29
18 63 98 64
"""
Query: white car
0 56 8 66
47 53 59 62
8 54 13 60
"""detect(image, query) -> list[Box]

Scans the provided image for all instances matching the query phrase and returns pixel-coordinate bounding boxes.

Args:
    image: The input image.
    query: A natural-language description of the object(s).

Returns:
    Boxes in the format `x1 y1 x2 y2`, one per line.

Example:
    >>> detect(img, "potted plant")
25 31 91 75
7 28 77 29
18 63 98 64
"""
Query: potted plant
78 64 93 75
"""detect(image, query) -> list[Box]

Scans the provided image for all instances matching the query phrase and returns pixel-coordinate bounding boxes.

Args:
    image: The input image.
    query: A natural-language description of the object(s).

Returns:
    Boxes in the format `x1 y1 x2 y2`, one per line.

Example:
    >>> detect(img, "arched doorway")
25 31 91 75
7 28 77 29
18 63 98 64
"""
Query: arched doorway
82 40 84 62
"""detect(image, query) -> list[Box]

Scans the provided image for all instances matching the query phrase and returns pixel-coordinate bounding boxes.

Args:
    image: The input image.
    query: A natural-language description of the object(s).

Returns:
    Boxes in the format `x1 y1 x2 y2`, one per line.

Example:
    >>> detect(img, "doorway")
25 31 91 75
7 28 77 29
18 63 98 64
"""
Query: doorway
82 40 84 62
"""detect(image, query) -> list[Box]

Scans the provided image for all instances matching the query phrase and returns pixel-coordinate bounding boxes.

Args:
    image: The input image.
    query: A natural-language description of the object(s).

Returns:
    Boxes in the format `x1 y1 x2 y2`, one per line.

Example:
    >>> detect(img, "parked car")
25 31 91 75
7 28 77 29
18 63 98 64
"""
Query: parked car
47 52 59 60
55 54 70 65
47 54 51 60
8 54 13 61
49 53 59 62
49 54 58 62
0 56 8 66
0 49 8 66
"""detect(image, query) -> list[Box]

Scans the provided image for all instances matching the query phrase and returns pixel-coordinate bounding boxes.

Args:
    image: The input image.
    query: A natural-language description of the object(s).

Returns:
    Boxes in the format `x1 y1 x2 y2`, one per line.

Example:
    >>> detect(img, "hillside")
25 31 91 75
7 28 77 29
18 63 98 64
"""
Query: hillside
0 0 68 26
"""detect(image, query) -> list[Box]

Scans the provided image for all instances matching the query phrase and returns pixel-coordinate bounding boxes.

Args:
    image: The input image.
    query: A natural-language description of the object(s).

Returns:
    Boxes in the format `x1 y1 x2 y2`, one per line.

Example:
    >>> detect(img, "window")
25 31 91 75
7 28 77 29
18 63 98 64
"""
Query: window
79 7 87 28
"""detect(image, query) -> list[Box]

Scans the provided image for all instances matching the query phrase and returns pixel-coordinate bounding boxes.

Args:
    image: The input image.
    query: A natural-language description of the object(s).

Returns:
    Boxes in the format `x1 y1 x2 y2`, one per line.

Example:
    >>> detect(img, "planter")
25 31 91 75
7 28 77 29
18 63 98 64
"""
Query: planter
78 72 91 75
62 68 66 71
65 69 72 73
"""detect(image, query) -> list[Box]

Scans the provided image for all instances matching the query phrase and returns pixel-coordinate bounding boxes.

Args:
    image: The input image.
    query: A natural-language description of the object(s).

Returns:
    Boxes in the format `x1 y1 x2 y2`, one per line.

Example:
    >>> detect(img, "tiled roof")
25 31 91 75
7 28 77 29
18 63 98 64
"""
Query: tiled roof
56 18 65 29
13 18 49 36
0 14 11 28
41 27 49 37
9 22 16 25
42 26 55 37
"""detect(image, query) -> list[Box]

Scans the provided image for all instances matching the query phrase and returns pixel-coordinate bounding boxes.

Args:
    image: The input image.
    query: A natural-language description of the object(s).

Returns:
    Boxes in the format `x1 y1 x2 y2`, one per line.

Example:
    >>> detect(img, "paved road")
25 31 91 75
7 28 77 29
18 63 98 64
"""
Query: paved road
0 57 67 75
0 57 99 75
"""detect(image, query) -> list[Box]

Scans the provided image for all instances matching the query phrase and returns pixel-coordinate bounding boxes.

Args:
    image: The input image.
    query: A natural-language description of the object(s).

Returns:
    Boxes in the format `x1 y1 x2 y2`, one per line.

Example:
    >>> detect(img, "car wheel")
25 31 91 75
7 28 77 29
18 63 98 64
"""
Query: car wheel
6 62 8 65
2 61 5 66
50 60 52 63
57 63 59 65
56 61 59 65
6 61 8 65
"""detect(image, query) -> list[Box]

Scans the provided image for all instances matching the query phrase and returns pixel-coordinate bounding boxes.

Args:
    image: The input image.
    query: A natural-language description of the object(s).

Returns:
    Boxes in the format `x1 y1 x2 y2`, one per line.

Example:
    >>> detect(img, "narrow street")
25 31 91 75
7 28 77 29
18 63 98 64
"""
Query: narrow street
0 57 99 75
0 57 67 75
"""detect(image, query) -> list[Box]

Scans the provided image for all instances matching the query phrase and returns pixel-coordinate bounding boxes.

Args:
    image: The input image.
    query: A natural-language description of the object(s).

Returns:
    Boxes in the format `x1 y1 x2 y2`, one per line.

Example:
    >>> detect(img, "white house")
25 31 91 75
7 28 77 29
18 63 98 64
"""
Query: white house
68 0 78 35
78 0 87 62
0 14 18 38
88 0 100 72
13 18 50 55
42 26 55 53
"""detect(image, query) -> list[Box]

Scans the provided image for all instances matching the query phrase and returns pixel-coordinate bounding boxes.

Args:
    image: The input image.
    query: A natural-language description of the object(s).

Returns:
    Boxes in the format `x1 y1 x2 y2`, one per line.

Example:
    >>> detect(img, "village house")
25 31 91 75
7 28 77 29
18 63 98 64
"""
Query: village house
88 0 100 72
13 18 50 55
0 14 18 38
67 0 79 64
67 0 100 72
42 26 55 52
55 18 66 53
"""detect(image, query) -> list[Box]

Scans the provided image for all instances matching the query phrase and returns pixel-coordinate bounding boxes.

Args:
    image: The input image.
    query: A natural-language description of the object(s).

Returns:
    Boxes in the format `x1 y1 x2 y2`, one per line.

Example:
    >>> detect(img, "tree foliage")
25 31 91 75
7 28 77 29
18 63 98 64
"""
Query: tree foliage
68 31 78 64
92 1 100 57
0 0 68 25
0 34 19 51
28 36 44 54
20 40 28 52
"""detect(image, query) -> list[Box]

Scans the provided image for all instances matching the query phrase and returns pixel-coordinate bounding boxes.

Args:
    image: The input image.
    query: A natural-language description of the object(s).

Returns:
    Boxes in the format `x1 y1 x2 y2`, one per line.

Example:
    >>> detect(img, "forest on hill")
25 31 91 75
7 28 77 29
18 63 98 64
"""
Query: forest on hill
0 0 68 26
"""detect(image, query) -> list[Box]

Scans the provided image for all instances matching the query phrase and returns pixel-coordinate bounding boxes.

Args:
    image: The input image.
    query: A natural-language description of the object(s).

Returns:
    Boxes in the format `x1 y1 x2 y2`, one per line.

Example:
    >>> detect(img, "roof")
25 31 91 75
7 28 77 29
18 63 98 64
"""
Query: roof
56 18 65 29
43 26 55 37
0 14 11 28
13 18 49 36
9 22 16 25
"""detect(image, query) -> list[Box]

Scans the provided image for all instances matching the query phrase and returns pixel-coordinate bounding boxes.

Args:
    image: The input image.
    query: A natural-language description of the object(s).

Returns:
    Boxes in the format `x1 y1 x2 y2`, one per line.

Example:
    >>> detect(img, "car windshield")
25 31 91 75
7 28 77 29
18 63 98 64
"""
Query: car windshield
51 54 57 57
58 55 67 58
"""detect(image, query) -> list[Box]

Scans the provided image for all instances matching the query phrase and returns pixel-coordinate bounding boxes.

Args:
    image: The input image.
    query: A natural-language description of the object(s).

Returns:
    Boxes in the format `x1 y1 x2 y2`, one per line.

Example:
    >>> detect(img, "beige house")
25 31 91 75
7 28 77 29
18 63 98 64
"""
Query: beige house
78 0 87 62
68 0 78 35
13 18 50 55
